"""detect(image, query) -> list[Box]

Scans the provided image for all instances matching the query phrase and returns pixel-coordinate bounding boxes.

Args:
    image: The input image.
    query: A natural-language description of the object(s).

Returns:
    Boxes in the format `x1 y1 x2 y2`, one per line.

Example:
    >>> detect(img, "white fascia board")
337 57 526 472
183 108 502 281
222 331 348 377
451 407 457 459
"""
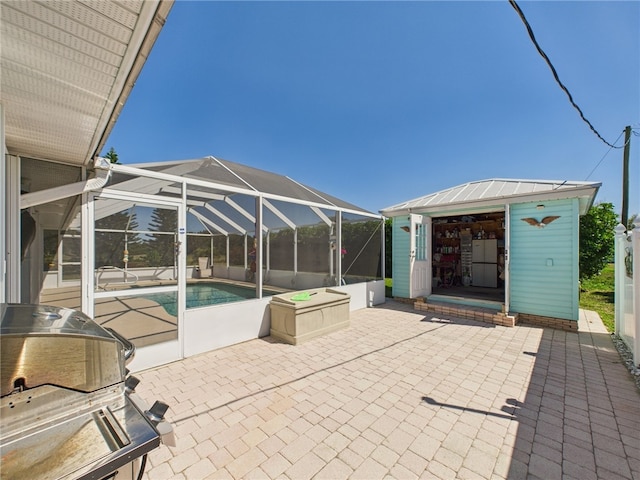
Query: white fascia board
263 199 297 230
91 1 175 162
189 209 229 236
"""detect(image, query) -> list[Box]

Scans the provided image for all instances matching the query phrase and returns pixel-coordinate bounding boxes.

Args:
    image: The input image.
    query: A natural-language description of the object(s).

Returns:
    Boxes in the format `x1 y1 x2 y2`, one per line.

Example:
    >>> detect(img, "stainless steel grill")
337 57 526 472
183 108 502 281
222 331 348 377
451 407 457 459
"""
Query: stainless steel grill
0 304 174 480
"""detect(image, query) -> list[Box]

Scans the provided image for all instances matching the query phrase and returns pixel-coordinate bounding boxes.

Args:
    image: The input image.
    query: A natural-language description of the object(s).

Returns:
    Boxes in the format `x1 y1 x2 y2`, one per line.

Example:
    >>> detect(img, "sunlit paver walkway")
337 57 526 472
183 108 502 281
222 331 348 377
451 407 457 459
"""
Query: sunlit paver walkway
138 301 640 479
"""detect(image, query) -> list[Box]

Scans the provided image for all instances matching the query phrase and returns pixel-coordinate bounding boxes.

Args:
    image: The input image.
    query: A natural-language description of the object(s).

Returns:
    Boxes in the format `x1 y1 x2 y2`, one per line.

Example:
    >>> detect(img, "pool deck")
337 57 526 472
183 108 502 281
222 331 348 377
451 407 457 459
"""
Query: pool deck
135 301 640 479
40 279 290 348
41 285 179 347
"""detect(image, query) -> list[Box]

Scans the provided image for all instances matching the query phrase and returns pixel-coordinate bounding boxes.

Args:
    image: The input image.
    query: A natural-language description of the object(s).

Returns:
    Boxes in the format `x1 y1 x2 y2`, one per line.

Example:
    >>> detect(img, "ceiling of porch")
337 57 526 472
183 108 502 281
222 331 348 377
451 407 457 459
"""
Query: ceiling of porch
1 0 174 168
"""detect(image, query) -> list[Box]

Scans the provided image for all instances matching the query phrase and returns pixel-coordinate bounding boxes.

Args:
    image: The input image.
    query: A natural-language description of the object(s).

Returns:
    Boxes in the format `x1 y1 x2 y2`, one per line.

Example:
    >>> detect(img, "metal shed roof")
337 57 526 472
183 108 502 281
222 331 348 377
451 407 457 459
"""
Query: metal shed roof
380 178 601 216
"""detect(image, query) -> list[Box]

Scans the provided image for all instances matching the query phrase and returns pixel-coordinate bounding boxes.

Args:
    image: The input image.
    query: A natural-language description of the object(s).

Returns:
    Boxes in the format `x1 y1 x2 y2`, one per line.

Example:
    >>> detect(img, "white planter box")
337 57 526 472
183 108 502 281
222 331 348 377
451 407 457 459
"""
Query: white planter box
269 288 350 345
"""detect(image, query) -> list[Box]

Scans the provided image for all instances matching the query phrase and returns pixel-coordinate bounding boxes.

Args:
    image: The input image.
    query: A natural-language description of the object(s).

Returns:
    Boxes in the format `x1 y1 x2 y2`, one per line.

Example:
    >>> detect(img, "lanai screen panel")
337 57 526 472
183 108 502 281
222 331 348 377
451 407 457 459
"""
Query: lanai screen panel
267 202 333 272
94 198 179 287
342 213 384 282
185 186 258 272
101 157 383 290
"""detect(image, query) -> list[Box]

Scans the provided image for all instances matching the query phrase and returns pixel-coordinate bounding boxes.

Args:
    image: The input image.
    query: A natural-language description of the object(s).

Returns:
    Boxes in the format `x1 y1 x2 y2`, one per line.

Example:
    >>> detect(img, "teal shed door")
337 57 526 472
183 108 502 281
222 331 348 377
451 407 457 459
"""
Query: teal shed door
392 214 431 298
509 199 579 321
410 214 430 298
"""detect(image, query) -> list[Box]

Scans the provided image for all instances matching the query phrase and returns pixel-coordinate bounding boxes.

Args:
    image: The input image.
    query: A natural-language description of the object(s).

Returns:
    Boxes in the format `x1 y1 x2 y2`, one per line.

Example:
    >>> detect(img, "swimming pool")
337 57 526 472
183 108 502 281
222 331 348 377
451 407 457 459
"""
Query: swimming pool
143 282 279 316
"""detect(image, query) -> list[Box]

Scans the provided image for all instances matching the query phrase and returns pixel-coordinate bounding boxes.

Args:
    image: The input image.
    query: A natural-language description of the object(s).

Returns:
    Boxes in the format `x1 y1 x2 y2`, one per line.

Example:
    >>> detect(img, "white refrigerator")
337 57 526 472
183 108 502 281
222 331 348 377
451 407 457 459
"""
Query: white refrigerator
472 239 498 288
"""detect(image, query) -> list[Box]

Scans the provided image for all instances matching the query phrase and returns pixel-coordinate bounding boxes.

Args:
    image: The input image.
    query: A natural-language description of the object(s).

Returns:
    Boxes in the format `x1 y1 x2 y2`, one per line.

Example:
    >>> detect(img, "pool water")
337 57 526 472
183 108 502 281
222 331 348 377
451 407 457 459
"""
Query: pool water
144 282 278 316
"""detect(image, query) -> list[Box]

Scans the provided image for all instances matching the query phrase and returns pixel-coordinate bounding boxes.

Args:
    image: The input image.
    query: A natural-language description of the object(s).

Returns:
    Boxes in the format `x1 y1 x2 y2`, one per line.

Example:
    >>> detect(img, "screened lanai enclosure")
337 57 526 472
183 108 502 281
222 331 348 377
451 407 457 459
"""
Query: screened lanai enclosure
36 156 385 370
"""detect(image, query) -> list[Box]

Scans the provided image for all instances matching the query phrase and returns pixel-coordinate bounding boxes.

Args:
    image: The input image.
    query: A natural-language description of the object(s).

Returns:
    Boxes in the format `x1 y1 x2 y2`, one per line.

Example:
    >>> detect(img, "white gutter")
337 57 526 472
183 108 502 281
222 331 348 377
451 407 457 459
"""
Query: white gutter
20 157 112 209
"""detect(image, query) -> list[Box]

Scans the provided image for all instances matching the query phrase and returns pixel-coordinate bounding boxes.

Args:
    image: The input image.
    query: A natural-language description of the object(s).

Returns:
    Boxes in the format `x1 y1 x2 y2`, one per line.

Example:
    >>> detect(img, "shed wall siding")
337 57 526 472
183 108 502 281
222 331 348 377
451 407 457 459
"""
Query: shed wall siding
509 199 579 320
392 216 410 298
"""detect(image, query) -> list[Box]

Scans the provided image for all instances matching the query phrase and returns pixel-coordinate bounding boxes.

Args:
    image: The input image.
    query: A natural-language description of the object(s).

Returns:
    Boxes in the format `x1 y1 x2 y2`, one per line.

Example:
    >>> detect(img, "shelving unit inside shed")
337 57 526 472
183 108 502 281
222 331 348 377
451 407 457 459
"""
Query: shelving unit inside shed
432 212 505 292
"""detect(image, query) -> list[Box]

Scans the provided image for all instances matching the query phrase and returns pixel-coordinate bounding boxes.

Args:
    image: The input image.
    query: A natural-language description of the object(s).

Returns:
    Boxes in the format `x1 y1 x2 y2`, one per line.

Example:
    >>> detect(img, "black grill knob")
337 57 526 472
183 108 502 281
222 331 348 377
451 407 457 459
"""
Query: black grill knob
125 376 140 393
146 401 170 423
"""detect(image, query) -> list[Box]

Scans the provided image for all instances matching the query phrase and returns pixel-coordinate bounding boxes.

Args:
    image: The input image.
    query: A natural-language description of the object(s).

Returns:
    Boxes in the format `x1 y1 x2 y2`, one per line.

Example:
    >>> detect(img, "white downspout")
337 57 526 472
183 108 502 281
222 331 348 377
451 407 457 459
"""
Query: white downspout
20 157 112 209
81 192 95 316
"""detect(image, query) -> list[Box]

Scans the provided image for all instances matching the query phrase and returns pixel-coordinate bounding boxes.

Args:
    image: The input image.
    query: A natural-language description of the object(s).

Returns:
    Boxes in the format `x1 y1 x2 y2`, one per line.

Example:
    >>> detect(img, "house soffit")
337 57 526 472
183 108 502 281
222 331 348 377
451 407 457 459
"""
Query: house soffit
1 0 174 168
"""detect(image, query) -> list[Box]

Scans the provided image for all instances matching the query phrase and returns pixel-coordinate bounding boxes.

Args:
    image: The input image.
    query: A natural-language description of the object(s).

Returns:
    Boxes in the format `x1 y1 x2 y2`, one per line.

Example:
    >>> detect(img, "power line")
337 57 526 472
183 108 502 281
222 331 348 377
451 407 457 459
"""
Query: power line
584 130 626 181
508 0 623 149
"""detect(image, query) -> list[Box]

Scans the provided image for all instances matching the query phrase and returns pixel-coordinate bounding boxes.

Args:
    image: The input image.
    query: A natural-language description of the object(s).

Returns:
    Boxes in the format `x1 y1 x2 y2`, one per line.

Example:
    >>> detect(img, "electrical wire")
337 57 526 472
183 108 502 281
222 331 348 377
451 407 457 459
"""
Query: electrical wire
508 0 623 149
584 129 626 181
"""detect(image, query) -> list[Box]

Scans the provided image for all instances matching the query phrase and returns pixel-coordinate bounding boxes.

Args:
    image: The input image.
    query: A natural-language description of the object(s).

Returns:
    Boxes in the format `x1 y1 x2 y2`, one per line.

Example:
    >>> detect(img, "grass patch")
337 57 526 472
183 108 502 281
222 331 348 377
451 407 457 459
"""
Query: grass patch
580 264 614 332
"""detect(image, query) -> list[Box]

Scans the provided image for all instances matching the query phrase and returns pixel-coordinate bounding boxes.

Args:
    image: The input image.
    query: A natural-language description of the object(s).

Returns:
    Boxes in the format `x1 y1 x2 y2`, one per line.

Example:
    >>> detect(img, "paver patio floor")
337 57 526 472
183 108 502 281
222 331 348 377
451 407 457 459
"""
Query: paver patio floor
137 301 640 479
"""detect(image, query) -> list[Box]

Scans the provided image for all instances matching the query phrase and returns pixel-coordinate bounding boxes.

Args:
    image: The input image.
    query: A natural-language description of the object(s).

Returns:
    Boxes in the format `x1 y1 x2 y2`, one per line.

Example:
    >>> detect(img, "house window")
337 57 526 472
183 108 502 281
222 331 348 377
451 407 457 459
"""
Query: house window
416 223 427 261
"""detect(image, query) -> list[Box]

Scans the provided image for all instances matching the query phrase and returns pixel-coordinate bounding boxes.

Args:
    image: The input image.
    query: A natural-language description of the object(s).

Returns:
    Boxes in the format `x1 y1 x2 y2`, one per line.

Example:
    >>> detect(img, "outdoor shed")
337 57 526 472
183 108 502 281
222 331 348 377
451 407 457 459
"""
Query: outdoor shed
380 179 600 330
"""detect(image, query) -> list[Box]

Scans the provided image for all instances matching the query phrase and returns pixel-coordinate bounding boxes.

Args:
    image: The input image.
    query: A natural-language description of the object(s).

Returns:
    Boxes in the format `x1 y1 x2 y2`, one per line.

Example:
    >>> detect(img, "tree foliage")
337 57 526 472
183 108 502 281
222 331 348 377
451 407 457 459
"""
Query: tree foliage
105 147 119 164
147 208 178 267
579 202 618 280
95 209 139 268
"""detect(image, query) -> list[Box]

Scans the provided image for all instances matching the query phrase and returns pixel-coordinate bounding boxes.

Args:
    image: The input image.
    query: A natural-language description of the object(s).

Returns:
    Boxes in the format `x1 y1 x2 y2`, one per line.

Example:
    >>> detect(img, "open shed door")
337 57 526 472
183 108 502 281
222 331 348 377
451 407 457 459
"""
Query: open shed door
410 214 431 298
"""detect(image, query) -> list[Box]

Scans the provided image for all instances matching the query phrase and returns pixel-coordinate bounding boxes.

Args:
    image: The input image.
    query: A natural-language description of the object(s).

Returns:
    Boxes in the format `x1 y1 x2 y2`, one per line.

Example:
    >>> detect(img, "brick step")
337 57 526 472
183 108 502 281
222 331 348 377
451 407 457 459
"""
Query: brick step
414 299 517 327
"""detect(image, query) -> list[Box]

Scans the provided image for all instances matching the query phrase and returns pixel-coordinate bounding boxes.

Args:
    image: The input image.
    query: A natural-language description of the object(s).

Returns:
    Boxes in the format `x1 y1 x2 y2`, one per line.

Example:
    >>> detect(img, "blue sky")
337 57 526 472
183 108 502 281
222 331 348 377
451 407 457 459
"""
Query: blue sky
104 1 639 216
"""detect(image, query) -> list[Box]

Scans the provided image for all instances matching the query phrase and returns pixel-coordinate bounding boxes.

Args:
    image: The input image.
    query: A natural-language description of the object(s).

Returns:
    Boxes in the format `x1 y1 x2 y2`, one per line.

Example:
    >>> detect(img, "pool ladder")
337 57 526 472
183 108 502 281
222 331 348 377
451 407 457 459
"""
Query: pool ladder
95 266 139 290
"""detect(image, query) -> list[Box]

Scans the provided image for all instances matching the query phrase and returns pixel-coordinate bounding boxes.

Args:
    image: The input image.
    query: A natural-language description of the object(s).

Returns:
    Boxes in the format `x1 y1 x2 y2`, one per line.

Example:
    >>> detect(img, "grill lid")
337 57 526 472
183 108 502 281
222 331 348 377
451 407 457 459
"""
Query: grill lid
1 304 115 338
1 304 126 397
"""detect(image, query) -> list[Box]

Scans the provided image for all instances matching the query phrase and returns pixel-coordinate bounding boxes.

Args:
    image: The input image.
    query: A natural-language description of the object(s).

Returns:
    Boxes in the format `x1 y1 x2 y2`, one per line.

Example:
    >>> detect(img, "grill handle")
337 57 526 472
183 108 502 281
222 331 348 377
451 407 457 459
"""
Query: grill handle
105 327 136 364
